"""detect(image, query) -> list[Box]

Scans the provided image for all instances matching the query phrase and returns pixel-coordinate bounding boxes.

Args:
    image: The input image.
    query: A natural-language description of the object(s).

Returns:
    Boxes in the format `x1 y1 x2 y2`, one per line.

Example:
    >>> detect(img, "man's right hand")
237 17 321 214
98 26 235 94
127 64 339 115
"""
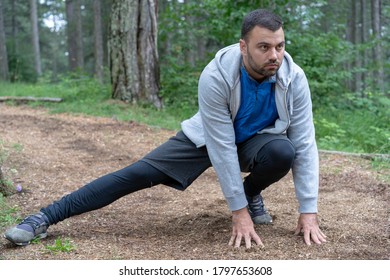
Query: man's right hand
228 207 263 249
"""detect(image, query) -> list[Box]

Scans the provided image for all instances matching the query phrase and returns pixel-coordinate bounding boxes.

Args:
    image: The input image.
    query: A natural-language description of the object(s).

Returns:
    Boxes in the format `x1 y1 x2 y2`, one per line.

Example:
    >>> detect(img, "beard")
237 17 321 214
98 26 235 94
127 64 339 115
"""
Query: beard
246 48 281 78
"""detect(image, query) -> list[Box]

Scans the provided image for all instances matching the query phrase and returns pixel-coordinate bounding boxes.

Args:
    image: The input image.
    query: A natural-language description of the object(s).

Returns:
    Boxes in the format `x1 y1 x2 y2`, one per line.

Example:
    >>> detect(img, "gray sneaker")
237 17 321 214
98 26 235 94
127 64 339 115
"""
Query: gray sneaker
246 194 273 224
4 212 49 246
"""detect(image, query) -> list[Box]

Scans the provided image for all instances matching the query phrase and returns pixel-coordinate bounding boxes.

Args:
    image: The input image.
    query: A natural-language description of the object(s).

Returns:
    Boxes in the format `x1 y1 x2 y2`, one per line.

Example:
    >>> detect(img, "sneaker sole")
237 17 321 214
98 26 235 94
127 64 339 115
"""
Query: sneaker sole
253 218 273 225
252 214 273 225
3 232 48 246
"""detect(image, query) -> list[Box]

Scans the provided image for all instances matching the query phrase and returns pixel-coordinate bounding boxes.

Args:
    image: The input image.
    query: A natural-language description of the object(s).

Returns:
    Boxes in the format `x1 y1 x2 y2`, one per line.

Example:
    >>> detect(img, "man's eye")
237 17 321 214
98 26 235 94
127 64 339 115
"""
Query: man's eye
276 44 284 51
259 45 268 51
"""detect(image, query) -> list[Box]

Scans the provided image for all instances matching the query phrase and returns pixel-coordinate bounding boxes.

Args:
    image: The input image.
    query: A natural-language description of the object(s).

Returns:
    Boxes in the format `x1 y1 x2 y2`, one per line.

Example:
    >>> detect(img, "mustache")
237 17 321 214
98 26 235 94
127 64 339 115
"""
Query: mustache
265 61 279 66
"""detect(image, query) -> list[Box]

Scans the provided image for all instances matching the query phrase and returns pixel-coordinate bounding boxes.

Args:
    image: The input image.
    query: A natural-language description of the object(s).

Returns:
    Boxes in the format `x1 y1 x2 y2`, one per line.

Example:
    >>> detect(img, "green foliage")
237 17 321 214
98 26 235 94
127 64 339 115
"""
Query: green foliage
7 50 38 83
45 238 75 253
0 178 14 197
2 0 38 83
158 0 292 65
0 193 19 229
287 31 353 106
315 92 390 154
0 140 8 165
159 61 200 121
371 158 390 183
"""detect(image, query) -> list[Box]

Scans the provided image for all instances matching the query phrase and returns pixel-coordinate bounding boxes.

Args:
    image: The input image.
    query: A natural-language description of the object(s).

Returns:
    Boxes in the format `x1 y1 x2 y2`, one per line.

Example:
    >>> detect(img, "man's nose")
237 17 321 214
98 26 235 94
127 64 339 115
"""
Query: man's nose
269 48 278 61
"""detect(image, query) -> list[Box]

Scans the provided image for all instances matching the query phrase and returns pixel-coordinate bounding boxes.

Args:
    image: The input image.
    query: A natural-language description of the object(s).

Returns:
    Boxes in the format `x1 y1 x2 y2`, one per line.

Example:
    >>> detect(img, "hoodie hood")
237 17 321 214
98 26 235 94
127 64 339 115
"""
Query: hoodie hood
214 43 294 92
212 43 295 122
214 44 243 90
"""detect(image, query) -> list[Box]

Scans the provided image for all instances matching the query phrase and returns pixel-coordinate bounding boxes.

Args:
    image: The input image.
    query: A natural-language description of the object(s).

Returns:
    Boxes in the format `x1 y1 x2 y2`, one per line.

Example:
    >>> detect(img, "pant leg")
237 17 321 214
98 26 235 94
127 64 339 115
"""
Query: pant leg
41 161 173 225
243 138 296 197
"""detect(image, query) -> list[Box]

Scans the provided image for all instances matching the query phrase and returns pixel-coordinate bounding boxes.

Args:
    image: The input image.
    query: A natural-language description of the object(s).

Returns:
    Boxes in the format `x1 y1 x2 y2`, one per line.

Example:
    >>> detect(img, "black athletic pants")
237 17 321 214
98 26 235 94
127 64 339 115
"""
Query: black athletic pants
41 131 295 225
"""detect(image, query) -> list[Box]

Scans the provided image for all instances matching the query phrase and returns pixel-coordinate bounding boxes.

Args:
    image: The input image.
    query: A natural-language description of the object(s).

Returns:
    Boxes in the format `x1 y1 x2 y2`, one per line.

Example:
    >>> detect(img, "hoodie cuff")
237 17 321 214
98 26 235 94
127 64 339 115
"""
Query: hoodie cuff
225 192 248 211
298 197 318 213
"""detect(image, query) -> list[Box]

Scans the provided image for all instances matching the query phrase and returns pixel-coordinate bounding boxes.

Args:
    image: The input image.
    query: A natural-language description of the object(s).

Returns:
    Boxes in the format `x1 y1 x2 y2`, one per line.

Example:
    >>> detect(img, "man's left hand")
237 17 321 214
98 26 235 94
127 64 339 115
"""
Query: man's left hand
294 213 327 245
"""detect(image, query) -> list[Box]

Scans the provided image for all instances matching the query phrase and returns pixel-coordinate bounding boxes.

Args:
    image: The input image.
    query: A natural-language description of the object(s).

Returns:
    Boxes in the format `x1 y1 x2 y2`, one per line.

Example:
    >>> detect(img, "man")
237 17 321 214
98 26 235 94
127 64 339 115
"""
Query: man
4 9 326 249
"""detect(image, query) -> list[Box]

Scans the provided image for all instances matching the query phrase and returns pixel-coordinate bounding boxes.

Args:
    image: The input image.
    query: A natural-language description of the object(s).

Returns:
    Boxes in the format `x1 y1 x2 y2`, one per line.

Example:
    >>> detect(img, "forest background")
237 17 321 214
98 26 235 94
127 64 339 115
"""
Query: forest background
0 0 389 263
0 0 389 155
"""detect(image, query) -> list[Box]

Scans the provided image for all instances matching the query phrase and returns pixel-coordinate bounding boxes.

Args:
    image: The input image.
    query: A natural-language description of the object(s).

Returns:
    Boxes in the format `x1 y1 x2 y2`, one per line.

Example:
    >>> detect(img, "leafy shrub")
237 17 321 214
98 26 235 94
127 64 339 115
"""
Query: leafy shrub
315 92 389 154
0 193 19 229
45 238 75 253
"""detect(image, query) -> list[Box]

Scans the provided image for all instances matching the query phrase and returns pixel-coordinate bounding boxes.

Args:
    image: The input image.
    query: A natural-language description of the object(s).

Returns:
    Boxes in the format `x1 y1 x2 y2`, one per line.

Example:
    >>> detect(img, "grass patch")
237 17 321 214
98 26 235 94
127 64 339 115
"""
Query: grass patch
0 78 186 131
45 238 76 254
370 158 390 183
0 193 19 229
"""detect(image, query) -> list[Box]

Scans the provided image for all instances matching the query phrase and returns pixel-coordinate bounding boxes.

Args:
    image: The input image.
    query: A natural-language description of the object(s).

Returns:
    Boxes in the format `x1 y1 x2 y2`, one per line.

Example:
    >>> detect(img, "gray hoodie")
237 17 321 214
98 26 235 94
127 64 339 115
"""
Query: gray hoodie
181 43 319 214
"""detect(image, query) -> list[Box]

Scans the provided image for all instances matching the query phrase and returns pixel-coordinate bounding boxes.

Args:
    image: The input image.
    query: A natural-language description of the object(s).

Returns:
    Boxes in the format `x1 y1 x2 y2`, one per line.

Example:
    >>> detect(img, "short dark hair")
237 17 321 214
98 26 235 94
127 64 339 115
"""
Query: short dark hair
241 9 283 40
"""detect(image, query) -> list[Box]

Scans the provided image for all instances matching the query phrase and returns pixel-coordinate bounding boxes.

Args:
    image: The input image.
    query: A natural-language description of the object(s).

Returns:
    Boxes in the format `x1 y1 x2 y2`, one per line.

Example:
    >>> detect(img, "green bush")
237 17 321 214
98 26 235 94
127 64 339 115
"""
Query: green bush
0 193 19 229
315 92 389 154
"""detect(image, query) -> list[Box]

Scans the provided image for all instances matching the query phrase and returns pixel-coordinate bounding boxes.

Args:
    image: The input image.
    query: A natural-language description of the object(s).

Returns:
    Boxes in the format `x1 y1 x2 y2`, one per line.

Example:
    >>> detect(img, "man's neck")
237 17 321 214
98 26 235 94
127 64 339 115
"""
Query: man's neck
242 64 267 84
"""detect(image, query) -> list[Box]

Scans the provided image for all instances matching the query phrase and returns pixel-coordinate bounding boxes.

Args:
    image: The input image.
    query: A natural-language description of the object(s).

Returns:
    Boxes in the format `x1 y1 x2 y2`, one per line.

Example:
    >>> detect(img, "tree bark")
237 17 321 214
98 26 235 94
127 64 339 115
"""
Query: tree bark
138 0 161 108
66 0 84 71
109 0 162 108
360 0 368 95
0 96 62 102
345 0 354 91
75 0 84 69
371 0 384 93
0 0 8 80
93 0 104 83
30 0 42 76
10 0 17 57
319 149 390 161
352 0 362 93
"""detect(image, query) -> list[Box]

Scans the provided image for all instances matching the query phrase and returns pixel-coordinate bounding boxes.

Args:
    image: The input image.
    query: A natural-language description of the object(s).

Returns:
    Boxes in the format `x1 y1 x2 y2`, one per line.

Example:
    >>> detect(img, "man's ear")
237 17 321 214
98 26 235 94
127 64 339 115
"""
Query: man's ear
239 39 247 56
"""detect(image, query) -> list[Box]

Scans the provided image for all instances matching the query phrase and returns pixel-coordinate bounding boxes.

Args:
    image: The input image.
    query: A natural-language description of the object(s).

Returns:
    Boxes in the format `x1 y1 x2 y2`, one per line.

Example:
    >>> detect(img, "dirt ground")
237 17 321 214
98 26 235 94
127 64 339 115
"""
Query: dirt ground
0 104 388 260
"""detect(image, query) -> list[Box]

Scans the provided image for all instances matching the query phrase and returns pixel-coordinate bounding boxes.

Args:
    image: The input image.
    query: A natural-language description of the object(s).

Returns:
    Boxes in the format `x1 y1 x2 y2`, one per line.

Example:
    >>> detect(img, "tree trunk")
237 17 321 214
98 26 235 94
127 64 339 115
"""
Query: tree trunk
360 0 368 95
345 0 354 91
93 0 104 83
109 0 162 108
75 0 84 69
352 0 362 94
66 0 84 71
66 0 77 70
11 0 17 55
0 0 9 81
371 0 384 93
30 0 42 76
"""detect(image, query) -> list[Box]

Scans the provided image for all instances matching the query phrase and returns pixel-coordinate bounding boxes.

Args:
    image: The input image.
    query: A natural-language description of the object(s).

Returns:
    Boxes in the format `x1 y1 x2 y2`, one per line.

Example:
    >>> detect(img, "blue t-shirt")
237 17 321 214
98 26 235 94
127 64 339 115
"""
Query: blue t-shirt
233 67 279 143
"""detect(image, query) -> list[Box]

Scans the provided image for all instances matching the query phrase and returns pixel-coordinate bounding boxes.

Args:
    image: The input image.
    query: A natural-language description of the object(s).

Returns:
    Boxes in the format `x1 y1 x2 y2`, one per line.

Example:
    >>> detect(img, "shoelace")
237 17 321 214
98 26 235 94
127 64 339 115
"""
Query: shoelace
248 196 266 214
20 215 47 229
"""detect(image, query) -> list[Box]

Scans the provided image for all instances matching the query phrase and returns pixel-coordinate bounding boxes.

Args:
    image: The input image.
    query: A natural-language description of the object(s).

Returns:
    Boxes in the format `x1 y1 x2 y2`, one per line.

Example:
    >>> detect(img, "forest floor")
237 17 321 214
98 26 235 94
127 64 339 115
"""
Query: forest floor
0 104 388 260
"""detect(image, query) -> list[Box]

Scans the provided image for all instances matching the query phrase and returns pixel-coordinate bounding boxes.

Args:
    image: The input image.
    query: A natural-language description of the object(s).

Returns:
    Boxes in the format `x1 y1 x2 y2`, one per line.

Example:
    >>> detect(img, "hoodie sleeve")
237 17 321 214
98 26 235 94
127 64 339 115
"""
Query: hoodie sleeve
197 63 248 212
287 66 319 214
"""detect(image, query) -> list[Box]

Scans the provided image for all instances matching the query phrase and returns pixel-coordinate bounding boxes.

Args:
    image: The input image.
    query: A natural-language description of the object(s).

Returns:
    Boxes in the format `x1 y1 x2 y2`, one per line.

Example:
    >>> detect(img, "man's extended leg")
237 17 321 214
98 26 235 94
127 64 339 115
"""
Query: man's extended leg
42 161 173 225
4 130 211 245
4 161 172 245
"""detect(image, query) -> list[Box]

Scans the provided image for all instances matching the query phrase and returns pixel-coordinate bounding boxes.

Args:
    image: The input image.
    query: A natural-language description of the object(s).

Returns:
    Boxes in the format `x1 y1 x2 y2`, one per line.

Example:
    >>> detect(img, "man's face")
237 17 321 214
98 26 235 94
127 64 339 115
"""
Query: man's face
240 26 285 82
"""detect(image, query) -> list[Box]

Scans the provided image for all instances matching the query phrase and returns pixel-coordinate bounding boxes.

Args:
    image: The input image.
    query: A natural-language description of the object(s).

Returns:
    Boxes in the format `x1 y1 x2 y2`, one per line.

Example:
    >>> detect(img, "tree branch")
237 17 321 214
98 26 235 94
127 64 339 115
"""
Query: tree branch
0 96 62 103
319 149 390 161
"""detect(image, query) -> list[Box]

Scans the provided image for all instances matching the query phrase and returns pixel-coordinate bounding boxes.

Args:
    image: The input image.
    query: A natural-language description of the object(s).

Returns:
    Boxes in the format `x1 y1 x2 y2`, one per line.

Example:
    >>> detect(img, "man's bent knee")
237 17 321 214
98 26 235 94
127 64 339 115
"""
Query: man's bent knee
255 139 295 172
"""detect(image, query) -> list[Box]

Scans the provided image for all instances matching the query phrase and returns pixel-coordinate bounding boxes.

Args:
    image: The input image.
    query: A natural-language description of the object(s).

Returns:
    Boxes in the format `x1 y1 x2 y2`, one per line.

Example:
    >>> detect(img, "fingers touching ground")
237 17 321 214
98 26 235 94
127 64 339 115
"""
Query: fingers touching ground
229 208 263 249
